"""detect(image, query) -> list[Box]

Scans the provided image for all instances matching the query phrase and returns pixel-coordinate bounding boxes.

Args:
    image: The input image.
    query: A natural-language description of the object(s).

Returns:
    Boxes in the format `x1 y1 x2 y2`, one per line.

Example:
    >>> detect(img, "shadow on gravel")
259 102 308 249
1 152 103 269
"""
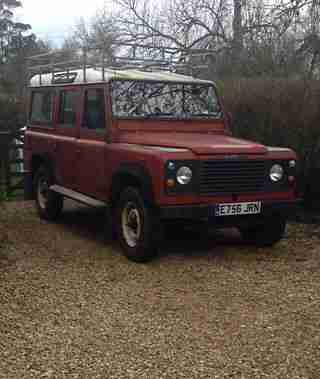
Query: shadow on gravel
161 223 259 259
57 202 109 244
57 201 261 261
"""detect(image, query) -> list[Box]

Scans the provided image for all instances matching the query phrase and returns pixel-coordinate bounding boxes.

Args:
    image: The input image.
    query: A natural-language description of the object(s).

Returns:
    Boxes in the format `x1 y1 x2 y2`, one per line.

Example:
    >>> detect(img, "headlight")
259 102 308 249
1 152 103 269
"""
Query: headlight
270 164 284 182
176 166 192 185
289 160 296 168
167 161 176 170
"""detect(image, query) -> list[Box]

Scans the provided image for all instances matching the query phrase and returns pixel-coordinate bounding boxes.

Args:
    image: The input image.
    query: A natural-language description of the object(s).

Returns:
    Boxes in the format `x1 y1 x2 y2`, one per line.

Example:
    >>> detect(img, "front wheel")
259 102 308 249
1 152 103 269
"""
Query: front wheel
115 187 160 263
34 166 63 221
240 216 287 247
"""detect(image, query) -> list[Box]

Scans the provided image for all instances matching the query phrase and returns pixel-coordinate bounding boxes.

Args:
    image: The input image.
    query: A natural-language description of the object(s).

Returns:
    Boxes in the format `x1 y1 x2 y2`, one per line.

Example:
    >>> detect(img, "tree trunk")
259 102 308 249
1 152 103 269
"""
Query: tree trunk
232 0 243 67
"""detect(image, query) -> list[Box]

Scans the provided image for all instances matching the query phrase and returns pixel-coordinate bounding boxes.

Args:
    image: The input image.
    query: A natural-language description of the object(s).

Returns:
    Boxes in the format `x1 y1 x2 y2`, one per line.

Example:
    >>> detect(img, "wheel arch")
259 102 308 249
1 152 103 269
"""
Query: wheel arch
30 153 57 195
111 163 155 207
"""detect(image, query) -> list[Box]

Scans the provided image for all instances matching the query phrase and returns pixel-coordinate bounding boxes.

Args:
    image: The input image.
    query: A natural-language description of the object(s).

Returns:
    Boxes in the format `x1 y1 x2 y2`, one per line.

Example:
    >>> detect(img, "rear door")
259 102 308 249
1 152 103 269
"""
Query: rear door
25 89 56 176
55 87 80 189
75 86 108 200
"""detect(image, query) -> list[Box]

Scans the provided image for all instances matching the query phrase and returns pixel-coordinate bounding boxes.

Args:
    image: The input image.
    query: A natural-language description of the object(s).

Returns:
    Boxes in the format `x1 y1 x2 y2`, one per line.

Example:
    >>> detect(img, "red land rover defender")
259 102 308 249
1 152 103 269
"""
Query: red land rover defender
24 60 298 262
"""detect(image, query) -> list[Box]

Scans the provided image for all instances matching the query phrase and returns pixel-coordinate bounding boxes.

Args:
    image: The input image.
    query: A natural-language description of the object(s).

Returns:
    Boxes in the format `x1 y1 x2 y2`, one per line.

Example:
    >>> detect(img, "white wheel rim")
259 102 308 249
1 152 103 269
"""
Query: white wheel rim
37 176 49 210
121 201 142 248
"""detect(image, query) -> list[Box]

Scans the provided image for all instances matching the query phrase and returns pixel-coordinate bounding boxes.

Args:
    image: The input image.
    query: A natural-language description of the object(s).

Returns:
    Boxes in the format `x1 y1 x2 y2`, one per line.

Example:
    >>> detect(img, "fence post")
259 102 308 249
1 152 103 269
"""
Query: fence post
0 131 11 196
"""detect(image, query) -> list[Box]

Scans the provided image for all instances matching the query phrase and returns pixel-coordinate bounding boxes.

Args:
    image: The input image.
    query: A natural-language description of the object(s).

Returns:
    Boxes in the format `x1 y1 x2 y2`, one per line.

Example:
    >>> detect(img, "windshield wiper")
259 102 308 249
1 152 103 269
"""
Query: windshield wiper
144 112 175 119
192 111 222 118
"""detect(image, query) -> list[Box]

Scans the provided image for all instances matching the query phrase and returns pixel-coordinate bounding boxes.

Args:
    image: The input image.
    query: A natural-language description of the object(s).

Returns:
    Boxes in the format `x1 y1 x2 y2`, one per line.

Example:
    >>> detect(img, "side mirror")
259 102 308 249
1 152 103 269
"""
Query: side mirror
225 111 233 134
226 111 232 124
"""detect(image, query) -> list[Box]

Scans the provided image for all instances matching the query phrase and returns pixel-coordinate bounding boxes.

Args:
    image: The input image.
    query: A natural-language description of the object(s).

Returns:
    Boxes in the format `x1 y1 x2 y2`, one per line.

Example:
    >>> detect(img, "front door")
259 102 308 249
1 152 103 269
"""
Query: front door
55 87 80 189
75 86 108 200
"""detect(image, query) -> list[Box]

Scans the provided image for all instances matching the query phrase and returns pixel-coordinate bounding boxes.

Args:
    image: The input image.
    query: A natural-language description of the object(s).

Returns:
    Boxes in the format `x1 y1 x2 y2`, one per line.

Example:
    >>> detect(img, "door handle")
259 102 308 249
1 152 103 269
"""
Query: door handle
53 142 58 152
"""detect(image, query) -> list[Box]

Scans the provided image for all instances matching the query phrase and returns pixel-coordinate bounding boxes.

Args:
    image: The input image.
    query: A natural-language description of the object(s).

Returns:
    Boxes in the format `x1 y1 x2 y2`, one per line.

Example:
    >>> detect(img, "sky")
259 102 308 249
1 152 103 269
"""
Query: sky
16 0 107 46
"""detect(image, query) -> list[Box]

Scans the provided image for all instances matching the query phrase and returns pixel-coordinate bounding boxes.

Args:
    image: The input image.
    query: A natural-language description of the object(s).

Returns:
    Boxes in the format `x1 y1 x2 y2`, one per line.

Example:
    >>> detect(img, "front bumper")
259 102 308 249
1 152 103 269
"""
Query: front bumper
160 200 300 225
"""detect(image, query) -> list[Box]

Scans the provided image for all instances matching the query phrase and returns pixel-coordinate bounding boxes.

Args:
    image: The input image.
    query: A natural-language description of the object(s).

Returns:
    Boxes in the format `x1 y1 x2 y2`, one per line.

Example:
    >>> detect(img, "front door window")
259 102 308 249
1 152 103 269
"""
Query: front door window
59 90 79 128
82 88 106 132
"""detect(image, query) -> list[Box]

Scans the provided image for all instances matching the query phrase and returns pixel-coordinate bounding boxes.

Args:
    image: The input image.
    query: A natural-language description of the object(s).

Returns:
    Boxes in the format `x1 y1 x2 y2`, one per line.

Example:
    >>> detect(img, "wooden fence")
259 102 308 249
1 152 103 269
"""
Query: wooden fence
0 129 26 198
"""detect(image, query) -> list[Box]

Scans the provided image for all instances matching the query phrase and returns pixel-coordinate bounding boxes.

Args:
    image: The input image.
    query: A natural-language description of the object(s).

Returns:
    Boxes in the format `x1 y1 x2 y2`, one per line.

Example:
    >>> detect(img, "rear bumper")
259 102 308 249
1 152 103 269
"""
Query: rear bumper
160 199 301 224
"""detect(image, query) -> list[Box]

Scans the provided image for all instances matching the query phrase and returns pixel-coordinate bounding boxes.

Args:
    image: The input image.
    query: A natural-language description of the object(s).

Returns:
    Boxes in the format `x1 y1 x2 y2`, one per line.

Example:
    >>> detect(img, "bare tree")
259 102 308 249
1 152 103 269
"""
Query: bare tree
112 0 320 77
115 0 230 50
62 6 119 64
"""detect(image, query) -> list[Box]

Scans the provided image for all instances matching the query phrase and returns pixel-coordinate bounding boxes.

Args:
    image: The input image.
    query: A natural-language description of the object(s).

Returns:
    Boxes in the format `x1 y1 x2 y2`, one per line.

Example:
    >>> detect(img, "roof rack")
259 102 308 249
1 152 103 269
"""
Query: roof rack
27 42 214 85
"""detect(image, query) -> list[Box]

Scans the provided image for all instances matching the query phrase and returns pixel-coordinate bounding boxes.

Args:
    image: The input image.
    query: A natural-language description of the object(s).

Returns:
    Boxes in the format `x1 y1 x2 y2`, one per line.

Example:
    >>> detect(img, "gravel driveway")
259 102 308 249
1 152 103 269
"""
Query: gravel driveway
0 201 319 378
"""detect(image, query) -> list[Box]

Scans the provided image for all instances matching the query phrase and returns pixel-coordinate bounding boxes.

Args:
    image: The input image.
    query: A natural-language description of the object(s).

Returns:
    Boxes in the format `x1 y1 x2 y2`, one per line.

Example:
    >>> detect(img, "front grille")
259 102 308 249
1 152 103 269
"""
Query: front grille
199 160 266 195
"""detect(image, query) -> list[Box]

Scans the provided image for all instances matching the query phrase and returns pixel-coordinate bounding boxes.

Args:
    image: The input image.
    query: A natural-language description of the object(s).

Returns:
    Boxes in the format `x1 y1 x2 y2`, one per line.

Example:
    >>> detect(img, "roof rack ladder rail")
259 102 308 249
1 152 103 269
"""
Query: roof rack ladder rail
50 56 54 84
27 44 216 81
102 47 105 81
82 47 87 83
161 47 165 60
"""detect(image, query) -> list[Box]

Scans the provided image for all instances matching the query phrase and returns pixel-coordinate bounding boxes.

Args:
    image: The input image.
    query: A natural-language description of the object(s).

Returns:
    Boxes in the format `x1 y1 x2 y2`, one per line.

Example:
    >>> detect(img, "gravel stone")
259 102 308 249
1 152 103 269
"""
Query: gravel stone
0 201 319 378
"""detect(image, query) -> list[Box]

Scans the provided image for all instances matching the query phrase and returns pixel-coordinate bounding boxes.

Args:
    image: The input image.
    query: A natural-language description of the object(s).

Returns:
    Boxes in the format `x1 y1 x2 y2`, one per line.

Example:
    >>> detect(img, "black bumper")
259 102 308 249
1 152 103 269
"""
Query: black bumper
160 200 301 225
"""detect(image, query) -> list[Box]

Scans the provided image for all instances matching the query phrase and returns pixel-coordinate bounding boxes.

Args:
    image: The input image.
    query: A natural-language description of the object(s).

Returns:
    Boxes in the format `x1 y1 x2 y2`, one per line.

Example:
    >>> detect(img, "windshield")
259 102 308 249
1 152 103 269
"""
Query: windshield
111 80 221 119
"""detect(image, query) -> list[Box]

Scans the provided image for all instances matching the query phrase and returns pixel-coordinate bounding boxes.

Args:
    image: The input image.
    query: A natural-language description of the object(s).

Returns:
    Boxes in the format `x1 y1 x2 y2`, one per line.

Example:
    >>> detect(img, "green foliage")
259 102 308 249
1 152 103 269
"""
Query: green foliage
0 0 31 63
220 79 320 208
0 97 25 126
0 188 8 202
0 0 48 127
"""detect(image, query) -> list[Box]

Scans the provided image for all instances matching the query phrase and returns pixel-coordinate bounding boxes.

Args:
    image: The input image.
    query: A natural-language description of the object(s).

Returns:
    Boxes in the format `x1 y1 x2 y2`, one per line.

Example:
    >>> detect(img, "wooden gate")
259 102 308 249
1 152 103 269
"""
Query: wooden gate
0 129 26 198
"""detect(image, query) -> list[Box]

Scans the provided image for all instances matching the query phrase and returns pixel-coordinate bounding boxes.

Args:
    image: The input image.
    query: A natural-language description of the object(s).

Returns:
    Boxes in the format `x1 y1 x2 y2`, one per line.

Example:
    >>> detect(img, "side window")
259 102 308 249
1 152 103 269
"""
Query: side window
30 91 54 125
82 89 106 131
59 90 79 127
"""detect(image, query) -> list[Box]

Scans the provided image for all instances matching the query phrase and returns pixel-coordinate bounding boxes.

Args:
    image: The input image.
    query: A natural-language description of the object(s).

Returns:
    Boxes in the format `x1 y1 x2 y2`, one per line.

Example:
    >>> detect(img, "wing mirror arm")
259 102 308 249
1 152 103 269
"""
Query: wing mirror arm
224 111 233 135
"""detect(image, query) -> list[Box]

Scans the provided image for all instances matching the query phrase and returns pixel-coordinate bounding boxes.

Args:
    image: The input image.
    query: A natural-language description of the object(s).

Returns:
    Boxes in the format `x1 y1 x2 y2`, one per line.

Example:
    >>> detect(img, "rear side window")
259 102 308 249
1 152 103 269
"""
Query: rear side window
59 90 79 127
82 89 105 131
30 91 54 125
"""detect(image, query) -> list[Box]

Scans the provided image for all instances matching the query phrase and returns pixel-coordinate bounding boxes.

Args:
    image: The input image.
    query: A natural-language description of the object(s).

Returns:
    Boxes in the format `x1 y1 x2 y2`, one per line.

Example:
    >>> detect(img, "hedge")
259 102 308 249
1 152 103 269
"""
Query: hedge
220 78 320 208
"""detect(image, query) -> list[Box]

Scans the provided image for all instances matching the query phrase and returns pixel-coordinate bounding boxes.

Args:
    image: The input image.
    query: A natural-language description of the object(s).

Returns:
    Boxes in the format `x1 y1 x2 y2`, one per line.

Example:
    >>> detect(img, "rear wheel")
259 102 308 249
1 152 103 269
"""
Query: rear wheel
34 166 63 221
116 187 160 263
240 216 286 247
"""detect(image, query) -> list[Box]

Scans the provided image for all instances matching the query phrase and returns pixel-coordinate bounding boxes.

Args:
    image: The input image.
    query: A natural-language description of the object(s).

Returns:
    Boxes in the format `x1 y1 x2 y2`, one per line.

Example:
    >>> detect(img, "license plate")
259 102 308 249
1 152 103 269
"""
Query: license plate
214 202 261 217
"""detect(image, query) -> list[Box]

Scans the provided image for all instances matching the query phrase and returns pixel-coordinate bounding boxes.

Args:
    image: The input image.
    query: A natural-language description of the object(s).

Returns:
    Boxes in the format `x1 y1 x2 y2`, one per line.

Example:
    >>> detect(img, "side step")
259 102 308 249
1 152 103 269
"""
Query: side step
50 185 107 208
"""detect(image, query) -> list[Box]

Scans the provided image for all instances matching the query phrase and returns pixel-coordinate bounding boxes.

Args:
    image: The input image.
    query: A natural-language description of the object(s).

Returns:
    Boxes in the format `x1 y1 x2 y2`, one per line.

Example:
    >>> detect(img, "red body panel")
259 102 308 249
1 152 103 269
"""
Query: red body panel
75 138 107 199
118 130 268 155
25 83 298 208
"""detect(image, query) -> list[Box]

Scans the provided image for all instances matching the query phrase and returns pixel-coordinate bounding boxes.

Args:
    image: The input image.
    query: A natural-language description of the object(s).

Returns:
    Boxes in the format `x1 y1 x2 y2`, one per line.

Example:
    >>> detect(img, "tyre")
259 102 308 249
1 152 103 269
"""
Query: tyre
34 165 63 221
115 187 160 263
240 216 286 247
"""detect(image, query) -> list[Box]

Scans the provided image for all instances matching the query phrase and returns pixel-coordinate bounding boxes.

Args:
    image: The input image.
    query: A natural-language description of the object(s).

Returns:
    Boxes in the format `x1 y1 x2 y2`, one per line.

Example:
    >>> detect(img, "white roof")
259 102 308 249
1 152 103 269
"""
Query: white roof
29 68 214 87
